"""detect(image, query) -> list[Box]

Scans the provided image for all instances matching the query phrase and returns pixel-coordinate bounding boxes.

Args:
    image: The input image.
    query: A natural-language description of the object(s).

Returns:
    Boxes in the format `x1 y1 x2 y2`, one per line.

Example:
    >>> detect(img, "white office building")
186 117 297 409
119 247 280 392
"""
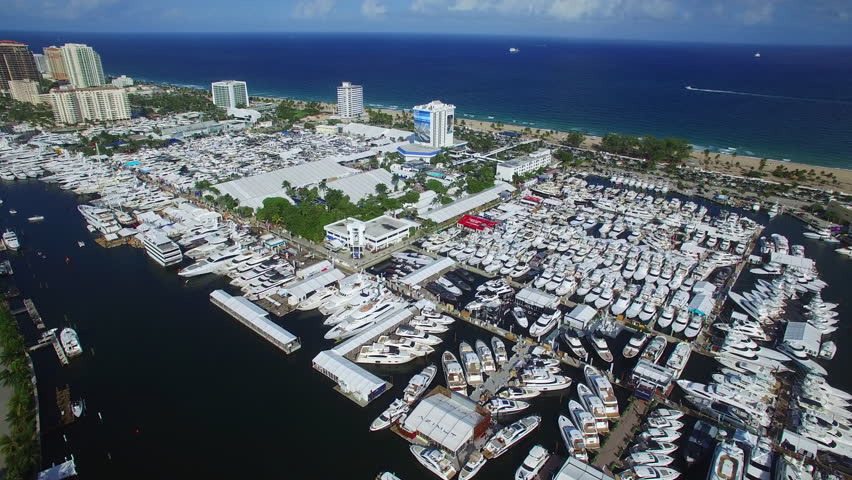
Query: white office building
413 100 455 148
211 80 249 109
40 86 130 125
60 43 106 88
495 148 553 181
336 82 363 119
8 80 41 105
324 215 419 258
111 75 134 87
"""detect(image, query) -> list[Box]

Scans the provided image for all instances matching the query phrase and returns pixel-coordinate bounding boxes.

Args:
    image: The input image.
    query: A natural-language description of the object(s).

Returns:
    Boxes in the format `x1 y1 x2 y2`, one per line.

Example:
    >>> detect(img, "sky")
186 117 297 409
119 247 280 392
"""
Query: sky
1 0 851 45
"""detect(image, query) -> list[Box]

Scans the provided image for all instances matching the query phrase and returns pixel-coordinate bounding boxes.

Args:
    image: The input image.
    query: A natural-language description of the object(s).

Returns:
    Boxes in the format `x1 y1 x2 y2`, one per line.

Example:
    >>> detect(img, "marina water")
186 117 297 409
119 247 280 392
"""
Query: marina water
2 179 850 477
5 31 852 168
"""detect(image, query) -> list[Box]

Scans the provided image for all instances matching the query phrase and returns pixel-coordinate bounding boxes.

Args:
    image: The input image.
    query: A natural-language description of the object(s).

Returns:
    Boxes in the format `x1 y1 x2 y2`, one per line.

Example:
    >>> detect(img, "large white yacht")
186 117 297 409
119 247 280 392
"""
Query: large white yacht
707 441 744 480
324 300 401 340
568 400 600 449
514 445 549 480
77 205 120 234
60 327 83 357
558 414 588 462
585 365 619 418
296 286 338 311
178 246 244 277
142 231 183 267
370 398 409 431
475 340 497 374
460 342 484 386
355 343 416 364
442 351 468 392
2 230 19 250
482 416 541 459
403 364 437 404
410 445 457 480
529 310 560 338
578 383 609 433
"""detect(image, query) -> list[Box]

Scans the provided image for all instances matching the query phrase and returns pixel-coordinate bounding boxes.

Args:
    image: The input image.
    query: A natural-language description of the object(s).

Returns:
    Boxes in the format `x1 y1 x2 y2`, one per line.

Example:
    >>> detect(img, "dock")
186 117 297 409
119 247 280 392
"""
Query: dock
49 330 69 365
593 398 650 469
23 299 45 329
55 385 74 425
469 342 531 401
210 290 301 354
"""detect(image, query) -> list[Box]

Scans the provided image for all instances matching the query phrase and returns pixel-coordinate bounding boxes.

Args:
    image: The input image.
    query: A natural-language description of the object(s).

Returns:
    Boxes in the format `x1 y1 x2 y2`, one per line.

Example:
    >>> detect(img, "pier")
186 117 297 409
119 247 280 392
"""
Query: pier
593 398 650 469
469 342 531 401
23 298 45 329
210 290 301 354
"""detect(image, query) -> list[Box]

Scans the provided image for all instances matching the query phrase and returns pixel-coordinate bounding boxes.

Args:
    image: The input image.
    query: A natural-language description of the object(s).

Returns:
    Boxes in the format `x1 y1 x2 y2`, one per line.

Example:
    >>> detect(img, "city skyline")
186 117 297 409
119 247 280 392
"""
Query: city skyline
1 0 851 45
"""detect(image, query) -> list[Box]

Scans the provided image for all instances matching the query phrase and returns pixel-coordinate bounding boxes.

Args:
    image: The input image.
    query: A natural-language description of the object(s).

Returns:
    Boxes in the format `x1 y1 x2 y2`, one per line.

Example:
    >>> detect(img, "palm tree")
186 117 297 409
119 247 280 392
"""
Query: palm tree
391 174 400 191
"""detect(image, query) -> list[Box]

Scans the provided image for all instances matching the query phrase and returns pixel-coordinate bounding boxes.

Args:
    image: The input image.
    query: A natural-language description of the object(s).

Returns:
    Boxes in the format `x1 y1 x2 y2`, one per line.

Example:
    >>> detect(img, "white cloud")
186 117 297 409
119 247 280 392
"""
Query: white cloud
361 0 387 18
291 0 335 18
449 0 491 11
739 1 775 25
410 0 447 13
34 0 120 19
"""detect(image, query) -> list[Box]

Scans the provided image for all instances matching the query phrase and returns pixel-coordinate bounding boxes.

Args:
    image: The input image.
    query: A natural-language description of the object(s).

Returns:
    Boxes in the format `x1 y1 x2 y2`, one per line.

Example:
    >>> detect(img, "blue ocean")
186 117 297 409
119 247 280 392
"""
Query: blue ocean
7 32 852 168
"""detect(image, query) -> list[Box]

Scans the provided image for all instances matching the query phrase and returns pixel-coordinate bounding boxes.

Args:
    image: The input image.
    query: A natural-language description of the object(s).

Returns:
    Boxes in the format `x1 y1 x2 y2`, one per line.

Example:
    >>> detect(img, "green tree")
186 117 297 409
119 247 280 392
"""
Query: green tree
375 183 388 195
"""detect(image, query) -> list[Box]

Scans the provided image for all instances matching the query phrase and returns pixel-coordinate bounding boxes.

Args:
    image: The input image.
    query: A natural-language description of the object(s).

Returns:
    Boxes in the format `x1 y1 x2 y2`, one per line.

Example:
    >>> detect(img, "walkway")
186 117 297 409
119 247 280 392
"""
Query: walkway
593 398 650 469
470 343 531 401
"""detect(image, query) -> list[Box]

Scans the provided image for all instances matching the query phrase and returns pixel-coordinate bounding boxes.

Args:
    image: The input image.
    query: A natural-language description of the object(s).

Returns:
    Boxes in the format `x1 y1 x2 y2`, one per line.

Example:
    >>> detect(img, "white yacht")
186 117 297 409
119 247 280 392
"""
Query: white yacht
625 465 680 480
578 383 609 433
625 452 675 467
459 451 486 480
324 301 400 340
475 340 497 374
707 441 744 480
370 398 409 431
519 367 571 391
356 343 416 364
558 415 588 462
178 246 244 277
512 306 529 329
60 328 83 357
641 335 667 363
591 334 613 363
442 351 468 392
77 205 120 234
410 445 457 480
585 365 619 418
2 230 19 250
665 342 691 378
403 364 437 404
142 231 183 267
563 332 588 358
569 400 600 449
482 415 541 459
623 331 648 359
514 445 549 480
529 310 560 338
296 286 338 311
460 342 484 386
486 398 530 414
491 337 509 365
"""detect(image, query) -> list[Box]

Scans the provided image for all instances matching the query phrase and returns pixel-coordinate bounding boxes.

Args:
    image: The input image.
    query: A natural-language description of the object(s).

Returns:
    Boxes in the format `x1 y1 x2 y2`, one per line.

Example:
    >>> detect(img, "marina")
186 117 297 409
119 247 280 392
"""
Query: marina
0 127 850 479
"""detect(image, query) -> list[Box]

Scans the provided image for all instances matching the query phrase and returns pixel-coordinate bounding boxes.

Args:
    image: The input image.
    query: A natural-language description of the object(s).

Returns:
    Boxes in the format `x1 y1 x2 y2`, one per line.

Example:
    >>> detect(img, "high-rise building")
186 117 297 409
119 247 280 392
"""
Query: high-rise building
412 100 455 148
211 80 249 109
32 54 48 74
43 46 68 81
40 86 130 125
0 40 41 91
60 43 106 88
111 75 134 87
8 80 41 104
336 82 363 119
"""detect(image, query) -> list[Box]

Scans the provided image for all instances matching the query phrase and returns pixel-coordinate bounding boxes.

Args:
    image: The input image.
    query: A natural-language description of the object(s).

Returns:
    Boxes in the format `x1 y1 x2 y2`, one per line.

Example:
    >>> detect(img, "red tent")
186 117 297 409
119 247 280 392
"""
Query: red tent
458 215 499 231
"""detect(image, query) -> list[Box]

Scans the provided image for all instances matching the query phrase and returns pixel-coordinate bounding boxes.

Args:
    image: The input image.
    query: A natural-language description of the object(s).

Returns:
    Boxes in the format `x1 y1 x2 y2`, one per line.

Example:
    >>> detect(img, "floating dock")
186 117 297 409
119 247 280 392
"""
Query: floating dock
23 298 45 329
210 290 301 354
55 385 74 425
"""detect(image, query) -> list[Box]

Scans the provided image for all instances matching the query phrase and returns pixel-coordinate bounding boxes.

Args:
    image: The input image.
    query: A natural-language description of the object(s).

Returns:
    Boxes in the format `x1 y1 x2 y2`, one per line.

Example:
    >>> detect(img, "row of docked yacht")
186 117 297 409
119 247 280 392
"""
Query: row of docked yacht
369 365 438 432
443 336 510 393
620 408 684 480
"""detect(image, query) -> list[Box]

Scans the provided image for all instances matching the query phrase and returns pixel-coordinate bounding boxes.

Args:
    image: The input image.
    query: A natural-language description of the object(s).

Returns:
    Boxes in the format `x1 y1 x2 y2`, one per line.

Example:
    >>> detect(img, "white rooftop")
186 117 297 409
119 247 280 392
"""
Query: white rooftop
403 390 483 453
422 181 515 224
400 257 456 286
325 168 394 202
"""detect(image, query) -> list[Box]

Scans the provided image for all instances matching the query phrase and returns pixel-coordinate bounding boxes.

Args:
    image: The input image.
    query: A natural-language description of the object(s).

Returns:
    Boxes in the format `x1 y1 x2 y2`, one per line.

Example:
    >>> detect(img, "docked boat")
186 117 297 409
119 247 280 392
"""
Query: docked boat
585 365 619 418
142 231 183 267
178 246 244 277
683 420 718 466
641 335 667 363
578 383 609 433
568 400 600 449
60 327 83 357
403 364 438 404
558 414 588 462
2 230 20 250
475 340 497 374
707 441 744 480
512 306 529 329
491 336 509 365
77 205 120 234
370 398 409 431
297 286 338 311
562 332 588 359
624 465 680 480
71 399 85 417
486 398 530 415
497 386 540 400
356 343 417 364
623 331 649 359
514 445 549 480
591 334 614 363
665 342 691 378
410 445 457 480
460 342 484 385
482 415 541 459
625 452 675 467
529 310 560 338
459 450 486 480
442 351 468 392
519 367 571 391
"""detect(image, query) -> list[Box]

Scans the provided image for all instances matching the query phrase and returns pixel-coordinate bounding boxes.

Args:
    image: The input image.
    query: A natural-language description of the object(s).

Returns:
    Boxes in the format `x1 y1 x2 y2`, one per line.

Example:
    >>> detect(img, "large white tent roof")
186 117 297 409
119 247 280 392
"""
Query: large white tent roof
403 392 483 453
422 181 515 224
400 257 456 286
214 158 358 209
312 350 386 397
325 168 394 202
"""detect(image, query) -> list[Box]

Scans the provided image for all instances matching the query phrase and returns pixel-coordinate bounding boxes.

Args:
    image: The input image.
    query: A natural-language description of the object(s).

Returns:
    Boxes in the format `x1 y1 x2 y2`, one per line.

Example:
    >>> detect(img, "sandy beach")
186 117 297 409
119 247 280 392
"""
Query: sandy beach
253 96 852 194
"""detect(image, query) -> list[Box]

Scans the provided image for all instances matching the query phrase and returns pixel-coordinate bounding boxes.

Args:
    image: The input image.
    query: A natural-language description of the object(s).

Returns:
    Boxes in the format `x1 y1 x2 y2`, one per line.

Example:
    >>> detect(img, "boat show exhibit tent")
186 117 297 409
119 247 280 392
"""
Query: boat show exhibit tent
553 457 615 480
782 322 822 357
323 168 395 203
210 290 301 353
400 257 457 286
515 287 561 314
332 307 414 357
213 157 359 210
402 388 488 455
421 181 516 224
312 351 389 405
279 268 346 306
687 294 714 317
564 304 597 330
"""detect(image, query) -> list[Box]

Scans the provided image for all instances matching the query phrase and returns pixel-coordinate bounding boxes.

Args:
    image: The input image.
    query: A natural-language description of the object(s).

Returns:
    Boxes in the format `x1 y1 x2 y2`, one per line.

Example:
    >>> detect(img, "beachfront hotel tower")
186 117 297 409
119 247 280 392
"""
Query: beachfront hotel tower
211 80 249 109
61 43 106 88
412 100 455 148
0 40 41 91
337 82 364 118
43 46 68 81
